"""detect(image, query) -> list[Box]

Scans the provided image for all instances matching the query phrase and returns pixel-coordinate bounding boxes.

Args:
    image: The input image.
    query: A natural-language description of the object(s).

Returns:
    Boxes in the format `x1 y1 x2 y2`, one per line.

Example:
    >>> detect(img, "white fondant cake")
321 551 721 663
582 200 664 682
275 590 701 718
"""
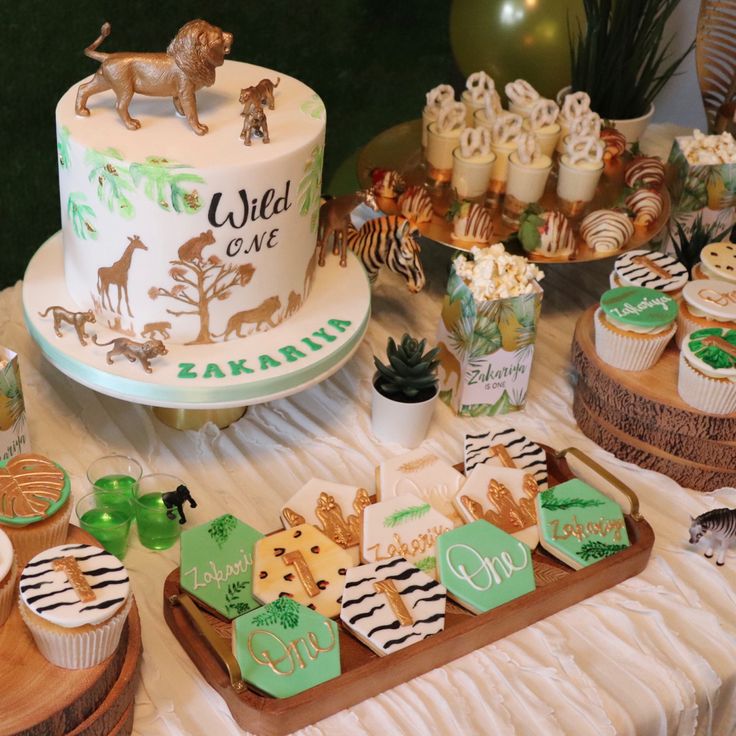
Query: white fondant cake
57 60 326 344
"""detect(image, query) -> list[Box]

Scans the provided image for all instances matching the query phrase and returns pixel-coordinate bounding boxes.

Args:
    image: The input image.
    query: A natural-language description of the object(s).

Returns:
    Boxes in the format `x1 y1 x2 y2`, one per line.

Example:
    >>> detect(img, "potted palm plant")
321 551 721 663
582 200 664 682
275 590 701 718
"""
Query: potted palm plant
371 334 440 448
566 0 694 143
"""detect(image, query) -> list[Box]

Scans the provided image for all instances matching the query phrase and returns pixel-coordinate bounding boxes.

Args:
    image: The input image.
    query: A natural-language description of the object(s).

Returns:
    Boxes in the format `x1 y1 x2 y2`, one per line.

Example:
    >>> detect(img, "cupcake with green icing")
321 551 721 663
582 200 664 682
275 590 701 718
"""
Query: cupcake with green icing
595 286 678 371
0 454 72 568
678 327 736 414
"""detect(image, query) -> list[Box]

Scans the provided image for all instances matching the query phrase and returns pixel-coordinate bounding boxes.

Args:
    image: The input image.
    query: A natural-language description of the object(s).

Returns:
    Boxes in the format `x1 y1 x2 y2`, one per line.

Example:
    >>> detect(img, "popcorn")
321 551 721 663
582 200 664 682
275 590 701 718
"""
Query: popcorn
453 244 544 301
681 129 736 164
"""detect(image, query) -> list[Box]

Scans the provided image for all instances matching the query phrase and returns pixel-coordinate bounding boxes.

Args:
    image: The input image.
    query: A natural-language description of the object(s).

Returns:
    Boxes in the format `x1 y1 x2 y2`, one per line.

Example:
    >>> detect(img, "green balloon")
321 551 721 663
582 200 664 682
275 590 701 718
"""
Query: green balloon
450 0 584 101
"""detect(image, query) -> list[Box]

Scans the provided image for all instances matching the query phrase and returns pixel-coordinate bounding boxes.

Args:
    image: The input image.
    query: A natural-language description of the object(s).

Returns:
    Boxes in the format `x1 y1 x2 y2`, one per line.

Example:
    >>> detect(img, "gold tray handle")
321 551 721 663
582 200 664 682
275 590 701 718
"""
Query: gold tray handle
554 447 642 521
169 592 247 694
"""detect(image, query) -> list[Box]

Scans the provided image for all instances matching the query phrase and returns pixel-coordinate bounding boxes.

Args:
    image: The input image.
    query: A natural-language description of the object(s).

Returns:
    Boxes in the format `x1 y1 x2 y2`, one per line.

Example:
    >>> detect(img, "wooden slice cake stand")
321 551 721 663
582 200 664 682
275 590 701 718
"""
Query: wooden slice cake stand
0 525 142 736
571 306 736 492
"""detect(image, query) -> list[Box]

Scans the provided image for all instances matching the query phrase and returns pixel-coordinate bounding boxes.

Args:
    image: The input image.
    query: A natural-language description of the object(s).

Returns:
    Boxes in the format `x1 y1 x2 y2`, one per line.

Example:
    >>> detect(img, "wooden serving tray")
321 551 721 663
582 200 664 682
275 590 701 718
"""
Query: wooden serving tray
355 118 670 262
0 525 142 736
572 305 736 491
163 446 654 736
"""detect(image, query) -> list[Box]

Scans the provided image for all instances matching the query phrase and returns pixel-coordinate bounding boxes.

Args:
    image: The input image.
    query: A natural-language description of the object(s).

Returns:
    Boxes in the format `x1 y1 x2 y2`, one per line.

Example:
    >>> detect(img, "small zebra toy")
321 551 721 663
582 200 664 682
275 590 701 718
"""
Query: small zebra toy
689 507 736 566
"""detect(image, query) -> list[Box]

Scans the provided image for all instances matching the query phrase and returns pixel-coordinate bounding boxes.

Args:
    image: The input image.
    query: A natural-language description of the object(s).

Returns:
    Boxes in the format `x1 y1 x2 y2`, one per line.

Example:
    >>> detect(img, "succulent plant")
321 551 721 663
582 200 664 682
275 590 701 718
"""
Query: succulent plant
374 334 439 402
670 213 733 276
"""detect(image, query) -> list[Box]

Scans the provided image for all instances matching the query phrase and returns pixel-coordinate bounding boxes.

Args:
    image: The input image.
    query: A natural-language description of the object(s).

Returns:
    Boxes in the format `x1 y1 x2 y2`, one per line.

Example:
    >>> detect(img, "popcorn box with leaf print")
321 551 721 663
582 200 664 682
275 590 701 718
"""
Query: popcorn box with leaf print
0 347 30 462
665 135 736 251
436 260 543 417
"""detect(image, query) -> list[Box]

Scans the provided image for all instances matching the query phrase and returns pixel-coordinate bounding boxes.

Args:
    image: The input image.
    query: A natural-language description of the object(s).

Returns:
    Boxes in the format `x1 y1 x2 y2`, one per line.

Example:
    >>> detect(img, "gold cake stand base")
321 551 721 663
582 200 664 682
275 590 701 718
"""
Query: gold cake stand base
152 406 248 431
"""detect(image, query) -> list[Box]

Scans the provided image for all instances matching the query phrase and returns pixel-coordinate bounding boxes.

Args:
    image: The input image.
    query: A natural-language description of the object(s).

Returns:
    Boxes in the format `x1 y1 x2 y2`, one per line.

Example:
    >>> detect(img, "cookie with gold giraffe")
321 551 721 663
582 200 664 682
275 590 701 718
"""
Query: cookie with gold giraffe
453 464 540 549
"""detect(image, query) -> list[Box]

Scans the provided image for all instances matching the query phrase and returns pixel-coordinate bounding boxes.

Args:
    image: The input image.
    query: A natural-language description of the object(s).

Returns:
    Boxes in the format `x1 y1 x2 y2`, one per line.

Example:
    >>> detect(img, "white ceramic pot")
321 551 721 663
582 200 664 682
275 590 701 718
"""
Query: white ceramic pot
370 378 438 448
556 86 655 144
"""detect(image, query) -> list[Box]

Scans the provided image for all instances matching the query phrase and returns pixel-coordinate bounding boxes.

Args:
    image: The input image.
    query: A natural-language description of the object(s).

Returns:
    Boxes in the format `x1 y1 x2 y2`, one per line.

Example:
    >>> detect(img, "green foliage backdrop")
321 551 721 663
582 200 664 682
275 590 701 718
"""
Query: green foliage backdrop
0 0 458 289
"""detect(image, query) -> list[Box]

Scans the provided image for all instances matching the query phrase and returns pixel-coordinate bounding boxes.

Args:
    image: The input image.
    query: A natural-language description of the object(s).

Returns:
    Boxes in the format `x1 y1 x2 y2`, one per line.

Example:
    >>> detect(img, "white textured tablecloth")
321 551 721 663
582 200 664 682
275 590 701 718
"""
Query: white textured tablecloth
4 124 736 736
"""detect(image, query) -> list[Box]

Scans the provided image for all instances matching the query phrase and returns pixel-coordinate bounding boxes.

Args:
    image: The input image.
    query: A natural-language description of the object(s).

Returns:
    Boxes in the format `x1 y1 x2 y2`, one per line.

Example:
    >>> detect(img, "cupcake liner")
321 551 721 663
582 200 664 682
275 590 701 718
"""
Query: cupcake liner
0 558 17 627
678 352 736 415
3 499 72 569
20 594 132 669
594 308 675 371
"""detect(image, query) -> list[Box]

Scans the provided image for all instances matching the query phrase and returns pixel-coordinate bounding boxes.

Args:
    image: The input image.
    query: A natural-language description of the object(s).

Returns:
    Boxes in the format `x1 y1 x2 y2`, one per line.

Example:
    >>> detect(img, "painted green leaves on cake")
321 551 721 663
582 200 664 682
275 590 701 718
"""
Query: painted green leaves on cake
298 144 324 233
67 193 97 240
85 147 136 219
252 596 301 629
578 540 629 561
129 157 204 213
300 94 326 120
383 503 431 528
539 489 605 511
688 328 736 370
208 514 238 548
224 581 253 617
57 126 72 169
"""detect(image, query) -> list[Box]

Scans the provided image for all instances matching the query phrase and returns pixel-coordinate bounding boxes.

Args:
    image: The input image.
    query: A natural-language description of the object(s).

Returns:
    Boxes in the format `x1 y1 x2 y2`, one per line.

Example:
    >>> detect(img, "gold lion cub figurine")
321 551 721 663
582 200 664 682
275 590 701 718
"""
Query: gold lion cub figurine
93 336 168 373
75 20 233 135
38 306 96 346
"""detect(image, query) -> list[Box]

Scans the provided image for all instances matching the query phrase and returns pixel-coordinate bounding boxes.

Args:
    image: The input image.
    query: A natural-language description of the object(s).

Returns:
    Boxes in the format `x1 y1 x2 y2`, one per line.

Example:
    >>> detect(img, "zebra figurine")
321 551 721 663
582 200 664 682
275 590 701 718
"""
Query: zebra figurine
345 215 426 293
688 507 736 566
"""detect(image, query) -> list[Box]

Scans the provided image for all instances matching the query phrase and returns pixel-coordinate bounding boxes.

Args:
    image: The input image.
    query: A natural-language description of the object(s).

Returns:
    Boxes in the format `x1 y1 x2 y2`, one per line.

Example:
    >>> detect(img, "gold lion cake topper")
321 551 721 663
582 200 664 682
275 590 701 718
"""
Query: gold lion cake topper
75 19 233 135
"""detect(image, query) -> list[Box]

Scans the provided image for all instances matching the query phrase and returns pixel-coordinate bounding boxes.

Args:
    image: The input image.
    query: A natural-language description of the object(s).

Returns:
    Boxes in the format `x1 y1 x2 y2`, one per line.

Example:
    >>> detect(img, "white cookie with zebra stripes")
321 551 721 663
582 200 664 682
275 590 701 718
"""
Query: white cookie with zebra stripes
464 427 548 490
611 249 687 293
340 556 446 656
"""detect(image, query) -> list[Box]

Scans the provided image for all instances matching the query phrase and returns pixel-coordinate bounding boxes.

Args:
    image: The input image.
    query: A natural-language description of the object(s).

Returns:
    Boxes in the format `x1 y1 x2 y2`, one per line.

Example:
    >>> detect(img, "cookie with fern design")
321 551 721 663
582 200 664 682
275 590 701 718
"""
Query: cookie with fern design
535 479 629 570
361 493 453 579
180 514 263 620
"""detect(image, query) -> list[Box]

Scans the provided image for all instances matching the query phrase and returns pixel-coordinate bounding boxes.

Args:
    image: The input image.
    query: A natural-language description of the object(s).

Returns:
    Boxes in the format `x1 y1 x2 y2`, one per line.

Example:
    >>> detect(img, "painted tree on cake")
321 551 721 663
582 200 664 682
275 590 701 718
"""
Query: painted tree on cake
149 245 255 345
298 144 324 233
129 157 203 213
67 193 97 240
85 147 136 219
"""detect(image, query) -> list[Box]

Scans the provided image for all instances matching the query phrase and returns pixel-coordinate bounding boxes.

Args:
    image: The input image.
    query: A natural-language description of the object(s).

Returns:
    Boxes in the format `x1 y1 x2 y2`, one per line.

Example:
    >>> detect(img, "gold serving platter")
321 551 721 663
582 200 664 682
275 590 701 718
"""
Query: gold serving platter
356 119 671 263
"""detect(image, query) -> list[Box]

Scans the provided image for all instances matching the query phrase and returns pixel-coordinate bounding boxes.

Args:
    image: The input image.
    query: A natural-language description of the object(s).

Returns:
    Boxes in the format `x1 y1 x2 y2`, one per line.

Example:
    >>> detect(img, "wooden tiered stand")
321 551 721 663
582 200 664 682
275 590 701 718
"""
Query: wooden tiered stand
572 306 736 491
0 526 142 736
163 446 654 736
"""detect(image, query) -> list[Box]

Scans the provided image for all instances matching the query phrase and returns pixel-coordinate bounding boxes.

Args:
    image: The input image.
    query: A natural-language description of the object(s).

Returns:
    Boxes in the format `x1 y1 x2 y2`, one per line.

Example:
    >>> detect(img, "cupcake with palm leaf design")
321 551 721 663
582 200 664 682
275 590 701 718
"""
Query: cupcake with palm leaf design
678 327 736 414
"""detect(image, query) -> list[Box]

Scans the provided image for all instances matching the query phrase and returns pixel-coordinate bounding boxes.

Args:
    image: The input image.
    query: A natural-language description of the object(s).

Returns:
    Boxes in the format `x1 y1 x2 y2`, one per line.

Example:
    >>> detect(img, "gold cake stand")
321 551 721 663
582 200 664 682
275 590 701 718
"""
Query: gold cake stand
356 119 671 262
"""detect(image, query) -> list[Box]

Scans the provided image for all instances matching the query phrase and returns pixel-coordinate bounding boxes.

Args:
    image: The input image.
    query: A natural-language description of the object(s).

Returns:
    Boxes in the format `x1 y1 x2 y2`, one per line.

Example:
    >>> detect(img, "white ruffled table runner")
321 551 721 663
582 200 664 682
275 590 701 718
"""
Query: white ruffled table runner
2 123 735 736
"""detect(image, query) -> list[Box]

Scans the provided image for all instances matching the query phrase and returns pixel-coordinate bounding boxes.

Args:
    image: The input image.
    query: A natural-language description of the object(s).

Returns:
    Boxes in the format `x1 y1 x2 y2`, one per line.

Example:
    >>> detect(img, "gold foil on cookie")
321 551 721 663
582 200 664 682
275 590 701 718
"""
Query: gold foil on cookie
53 556 96 602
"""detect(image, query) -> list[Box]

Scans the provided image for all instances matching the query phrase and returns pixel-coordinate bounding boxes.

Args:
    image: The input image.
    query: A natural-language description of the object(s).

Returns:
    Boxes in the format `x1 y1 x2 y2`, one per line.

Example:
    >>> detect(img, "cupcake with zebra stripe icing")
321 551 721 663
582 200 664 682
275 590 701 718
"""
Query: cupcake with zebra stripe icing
610 249 688 296
18 543 131 668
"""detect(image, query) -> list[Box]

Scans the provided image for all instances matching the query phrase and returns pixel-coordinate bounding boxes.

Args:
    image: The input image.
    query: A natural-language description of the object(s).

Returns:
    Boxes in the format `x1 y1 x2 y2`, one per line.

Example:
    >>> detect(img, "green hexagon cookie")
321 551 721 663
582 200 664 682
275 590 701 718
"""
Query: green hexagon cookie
437 519 536 614
232 598 340 698
535 479 630 570
180 514 264 619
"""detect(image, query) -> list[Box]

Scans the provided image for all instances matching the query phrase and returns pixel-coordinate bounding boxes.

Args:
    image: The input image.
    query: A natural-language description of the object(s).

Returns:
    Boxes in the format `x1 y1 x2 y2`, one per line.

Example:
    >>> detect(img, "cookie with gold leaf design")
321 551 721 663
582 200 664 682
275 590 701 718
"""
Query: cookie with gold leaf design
280 479 371 565
252 524 352 619
0 454 72 568
377 449 465 526
453 464 540 548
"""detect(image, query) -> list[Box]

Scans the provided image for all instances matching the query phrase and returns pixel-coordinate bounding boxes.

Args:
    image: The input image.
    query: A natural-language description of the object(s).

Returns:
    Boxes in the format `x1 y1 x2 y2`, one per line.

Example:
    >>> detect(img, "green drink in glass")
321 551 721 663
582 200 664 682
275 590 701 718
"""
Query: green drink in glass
134 474 186 550
76 491 134 559
87 455 143 500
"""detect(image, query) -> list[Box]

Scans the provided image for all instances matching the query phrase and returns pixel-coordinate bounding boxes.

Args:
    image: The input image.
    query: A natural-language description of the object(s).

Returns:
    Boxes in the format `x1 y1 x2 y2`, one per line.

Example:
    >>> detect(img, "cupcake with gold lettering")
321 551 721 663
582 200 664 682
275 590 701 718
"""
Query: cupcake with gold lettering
0 528 16 626
595 286 678 371
676 279 736 348
18 543 131 668
0 454 71 568
678 327 736 414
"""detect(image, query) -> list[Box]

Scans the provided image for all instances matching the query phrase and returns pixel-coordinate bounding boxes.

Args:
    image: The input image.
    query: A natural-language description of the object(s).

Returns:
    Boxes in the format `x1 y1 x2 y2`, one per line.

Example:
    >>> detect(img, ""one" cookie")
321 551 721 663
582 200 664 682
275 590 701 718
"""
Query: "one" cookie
232 598 340 698
437 520 536 614
340 557 446 656
252 524 352 619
